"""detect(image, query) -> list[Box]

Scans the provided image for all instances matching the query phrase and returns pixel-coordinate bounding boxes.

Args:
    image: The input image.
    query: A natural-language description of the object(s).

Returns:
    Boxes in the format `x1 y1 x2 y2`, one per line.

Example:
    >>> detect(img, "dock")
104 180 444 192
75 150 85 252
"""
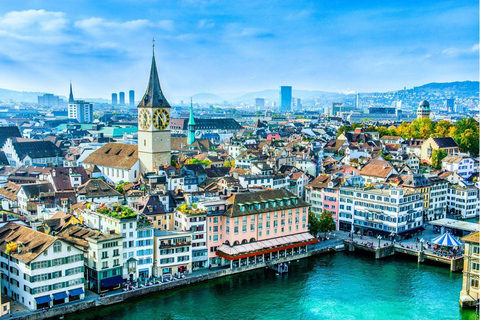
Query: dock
345 240 464 272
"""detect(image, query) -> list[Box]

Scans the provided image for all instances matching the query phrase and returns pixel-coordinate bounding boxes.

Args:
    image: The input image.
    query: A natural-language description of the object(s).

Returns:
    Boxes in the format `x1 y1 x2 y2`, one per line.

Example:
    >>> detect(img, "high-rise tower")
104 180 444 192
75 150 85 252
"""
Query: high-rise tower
137 45 171 173
279 86 292 112
187 98 196 145
129 90 135 106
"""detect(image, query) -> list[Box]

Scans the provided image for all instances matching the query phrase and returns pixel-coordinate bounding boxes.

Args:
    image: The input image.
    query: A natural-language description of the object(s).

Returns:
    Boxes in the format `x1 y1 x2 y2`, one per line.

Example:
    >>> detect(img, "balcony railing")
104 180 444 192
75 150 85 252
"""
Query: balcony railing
159 241 192 248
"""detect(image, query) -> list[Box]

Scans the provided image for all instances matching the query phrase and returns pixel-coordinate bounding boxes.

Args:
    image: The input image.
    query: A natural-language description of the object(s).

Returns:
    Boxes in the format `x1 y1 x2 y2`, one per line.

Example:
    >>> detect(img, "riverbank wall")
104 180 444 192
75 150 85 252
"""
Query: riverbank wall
11 240 343 320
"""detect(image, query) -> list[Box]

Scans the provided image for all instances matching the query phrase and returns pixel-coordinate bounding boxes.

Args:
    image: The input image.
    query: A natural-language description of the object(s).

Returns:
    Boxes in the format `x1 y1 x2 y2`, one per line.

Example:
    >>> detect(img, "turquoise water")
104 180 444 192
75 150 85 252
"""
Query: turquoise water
69 252 476 320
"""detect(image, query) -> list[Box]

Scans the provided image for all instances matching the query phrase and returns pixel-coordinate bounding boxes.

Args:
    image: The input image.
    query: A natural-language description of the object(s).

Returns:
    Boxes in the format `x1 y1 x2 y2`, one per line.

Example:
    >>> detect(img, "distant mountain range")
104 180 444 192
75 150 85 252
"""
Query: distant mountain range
0 81 478 104
0 88 46 103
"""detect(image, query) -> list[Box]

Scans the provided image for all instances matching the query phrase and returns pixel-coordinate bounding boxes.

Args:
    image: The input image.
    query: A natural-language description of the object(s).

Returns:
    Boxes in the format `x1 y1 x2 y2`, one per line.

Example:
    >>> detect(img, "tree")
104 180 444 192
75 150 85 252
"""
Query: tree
434 120 453 137
410 118 435 139
454 118 479 156
185 159 212 166
318 210 336 236
223 160 235 167
387 125 397 136
376 126 389 138
336 125 351 137
431 149 447 169
308 211 322 237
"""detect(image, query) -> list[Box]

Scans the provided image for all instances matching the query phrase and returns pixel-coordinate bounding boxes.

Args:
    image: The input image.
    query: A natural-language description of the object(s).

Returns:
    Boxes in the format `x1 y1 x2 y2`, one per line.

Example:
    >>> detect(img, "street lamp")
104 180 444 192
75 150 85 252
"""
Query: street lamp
420 238 424 252
377 235 382 248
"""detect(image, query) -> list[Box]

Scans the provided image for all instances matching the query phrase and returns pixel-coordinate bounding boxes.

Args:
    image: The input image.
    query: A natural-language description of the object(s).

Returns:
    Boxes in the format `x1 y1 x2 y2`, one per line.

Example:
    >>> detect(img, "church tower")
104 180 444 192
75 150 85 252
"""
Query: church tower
137 45 171 173
69 82 74 103
187 98 196 145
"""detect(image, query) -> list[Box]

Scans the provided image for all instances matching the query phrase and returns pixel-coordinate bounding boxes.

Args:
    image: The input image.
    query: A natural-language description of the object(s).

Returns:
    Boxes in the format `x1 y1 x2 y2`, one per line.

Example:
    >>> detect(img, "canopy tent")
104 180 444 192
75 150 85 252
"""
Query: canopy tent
431 232 463 247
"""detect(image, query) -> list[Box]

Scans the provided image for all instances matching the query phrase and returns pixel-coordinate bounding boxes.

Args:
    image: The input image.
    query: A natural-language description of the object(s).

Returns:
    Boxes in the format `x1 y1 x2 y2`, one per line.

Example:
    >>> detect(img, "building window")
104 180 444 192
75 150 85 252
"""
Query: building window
53 242 62 253
471 279 479 288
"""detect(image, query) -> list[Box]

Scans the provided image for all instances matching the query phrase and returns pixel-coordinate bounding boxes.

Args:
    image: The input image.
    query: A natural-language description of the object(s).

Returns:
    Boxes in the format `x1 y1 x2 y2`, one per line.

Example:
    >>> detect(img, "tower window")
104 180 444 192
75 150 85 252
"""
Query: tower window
144 140 146 146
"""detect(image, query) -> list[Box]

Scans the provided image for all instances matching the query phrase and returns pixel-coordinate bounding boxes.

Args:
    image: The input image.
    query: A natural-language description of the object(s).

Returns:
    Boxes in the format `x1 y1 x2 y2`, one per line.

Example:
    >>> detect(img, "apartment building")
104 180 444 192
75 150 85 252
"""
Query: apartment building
460 232 480 308
447 186 479 219
77 207 154 281
0 223 85 311
427 177 448 221
338 185 424 239
57 226 123 294
153 230 192 277
173 205 207 269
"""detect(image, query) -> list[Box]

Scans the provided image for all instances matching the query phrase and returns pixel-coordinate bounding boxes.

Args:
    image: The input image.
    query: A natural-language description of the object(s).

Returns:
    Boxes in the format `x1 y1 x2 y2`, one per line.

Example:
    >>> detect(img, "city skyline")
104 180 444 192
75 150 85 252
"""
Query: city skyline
0 0 478 101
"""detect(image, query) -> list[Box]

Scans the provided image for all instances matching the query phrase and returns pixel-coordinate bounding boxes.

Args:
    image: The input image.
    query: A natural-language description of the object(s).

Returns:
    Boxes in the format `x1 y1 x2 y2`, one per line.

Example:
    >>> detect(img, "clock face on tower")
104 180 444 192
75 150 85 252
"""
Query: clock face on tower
152 109 170 130
138 109 151 130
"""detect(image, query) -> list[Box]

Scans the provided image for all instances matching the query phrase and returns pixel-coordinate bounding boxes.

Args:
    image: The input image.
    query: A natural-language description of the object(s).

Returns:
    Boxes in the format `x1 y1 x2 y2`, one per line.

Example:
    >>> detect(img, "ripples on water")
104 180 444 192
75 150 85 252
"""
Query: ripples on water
69 252 476 320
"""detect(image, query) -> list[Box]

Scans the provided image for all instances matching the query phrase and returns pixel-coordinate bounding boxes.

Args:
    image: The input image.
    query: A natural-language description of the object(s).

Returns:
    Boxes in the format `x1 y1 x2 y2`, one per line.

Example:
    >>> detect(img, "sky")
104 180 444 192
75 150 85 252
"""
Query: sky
0 0 478 102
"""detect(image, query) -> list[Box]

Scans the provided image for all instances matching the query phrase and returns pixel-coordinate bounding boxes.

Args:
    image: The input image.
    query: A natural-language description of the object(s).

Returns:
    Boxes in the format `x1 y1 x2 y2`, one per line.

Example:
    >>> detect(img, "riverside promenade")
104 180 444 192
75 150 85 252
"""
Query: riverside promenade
7 235 347 320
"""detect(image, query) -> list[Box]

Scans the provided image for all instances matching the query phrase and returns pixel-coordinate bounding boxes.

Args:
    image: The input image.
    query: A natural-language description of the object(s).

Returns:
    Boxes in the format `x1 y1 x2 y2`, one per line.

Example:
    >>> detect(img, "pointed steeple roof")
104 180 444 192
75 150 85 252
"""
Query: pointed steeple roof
137 49 171 108
69 82 74 103
188 98 195 126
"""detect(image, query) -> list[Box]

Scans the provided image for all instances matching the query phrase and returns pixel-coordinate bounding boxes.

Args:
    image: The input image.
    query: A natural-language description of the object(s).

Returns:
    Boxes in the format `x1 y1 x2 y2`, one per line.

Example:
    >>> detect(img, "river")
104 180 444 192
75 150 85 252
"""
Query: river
68 251 476 320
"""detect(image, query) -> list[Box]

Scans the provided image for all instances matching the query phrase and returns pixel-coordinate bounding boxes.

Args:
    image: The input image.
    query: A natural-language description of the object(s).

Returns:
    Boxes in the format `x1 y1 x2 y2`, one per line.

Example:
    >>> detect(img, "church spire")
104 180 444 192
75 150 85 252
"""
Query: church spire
187 98 196 145
69 81 74 103
137 41 171 109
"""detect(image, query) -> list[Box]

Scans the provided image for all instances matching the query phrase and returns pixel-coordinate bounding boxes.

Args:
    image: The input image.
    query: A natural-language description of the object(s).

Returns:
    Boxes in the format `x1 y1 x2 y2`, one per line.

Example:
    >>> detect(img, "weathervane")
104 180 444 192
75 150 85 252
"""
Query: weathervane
152 38 155 53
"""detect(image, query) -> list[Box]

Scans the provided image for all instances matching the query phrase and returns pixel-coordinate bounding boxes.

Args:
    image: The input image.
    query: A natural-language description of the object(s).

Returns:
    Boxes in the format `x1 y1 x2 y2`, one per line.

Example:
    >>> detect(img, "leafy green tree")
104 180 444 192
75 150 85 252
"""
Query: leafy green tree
308 211 322 237
223 160 235 167
453 118 479 156
115 181 129 194
185 159 212 166
411 118 435 139
376 126 389 138
336 125 351 137
431 149 447 169
318 210 336 236
434 120 453 137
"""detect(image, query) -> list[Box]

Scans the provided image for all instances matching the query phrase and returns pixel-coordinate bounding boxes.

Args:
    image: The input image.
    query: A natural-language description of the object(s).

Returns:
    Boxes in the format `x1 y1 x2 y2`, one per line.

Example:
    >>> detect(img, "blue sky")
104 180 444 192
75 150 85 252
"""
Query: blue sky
0 0 478 102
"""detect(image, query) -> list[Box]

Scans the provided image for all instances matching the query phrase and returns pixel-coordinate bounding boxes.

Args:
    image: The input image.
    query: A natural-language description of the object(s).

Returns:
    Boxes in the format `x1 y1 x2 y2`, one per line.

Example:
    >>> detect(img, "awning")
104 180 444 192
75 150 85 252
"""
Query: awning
53 292 68 300
35 295 51 304
69 288 84 297
216 232 318 260
101 275 124 288
398 226 425 236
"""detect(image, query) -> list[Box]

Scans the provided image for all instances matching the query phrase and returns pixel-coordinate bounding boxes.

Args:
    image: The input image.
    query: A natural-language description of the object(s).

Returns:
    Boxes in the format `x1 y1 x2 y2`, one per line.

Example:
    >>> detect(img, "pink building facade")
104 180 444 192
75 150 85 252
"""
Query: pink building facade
206 189 316 267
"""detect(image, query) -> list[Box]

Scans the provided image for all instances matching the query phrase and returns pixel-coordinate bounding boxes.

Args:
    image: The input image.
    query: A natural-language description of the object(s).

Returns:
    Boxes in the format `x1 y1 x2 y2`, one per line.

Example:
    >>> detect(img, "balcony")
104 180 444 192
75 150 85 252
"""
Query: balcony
159 241 192 248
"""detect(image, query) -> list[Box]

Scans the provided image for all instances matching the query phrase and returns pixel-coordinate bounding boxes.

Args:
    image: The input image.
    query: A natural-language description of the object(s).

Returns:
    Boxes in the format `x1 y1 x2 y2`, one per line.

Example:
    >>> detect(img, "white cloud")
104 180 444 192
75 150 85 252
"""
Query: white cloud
75 18 149 34
0 9 67 32
442 43 479 56
198 19 215 29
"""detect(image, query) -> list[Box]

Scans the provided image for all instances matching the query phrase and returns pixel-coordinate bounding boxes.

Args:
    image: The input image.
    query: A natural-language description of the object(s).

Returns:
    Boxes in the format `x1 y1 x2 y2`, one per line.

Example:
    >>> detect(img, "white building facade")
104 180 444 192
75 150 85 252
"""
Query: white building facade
338 186 424 239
